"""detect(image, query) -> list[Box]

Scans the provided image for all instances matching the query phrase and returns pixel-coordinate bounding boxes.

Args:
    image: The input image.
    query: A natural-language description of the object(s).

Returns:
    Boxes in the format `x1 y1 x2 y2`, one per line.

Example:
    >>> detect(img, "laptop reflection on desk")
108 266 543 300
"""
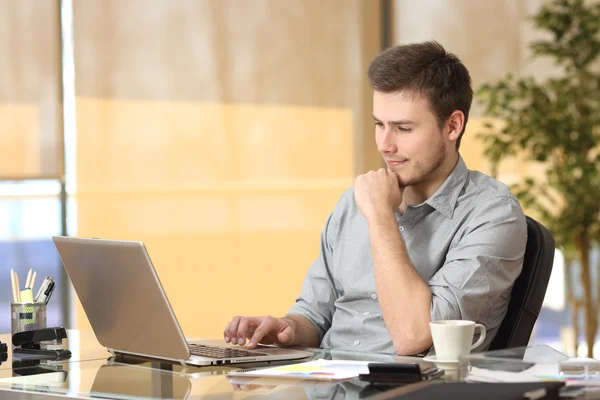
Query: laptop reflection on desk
92 364 191 400
53 236 313 366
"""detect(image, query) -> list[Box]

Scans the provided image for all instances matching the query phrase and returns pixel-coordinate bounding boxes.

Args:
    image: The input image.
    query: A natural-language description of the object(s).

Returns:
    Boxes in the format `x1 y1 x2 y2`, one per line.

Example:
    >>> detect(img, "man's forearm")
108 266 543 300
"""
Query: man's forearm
368 211 433 355
283 314 321 348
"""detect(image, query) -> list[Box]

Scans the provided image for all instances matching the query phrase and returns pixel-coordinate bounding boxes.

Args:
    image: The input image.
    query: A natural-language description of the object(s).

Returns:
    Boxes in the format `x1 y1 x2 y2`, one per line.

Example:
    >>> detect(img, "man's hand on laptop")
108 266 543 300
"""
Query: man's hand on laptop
224 316 296 349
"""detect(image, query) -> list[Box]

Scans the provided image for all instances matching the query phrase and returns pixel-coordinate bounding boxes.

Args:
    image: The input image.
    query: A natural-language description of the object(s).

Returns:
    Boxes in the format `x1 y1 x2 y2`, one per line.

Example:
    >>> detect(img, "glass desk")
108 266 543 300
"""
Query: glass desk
459 344 571 382
0 329 110 371
0 329 427 399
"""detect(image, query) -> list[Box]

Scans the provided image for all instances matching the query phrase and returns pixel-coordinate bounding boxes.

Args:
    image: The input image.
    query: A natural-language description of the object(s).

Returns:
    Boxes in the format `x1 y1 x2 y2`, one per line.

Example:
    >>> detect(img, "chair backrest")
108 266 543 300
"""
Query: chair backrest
489 216 555 350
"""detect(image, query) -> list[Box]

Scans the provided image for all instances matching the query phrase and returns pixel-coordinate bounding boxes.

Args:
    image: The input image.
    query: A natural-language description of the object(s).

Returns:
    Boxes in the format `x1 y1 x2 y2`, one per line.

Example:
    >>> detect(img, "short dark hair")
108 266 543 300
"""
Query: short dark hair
367 41 473 149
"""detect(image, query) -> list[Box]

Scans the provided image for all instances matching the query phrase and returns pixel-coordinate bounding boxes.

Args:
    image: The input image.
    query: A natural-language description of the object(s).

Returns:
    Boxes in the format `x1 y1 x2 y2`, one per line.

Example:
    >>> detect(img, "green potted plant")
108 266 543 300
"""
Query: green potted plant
477 0 600 357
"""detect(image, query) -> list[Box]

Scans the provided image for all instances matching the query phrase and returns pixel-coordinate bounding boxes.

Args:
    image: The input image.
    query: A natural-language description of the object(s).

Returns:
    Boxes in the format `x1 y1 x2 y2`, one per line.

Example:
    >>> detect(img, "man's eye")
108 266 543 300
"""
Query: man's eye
398 127 412 132
374 122 384 128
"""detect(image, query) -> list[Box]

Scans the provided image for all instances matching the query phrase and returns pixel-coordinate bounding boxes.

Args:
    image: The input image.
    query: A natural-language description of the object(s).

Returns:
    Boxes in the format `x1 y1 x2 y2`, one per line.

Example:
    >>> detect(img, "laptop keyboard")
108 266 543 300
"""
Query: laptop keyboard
188 343 268 359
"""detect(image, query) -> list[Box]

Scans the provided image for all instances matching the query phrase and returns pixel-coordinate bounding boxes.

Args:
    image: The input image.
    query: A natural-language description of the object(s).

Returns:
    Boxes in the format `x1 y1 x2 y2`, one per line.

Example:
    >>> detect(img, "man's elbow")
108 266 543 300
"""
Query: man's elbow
392 332 433 356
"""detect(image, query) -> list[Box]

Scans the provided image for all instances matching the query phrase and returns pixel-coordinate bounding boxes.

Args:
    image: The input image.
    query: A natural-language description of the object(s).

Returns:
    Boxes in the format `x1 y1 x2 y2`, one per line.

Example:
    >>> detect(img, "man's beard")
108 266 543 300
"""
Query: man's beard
400 142 446 188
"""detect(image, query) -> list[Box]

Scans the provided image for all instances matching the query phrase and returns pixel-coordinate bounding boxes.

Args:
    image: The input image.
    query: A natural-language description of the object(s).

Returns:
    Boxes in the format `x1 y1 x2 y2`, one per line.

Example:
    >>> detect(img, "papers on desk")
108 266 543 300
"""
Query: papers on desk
227 359 377 381
467 358 600 385
467 363 561 383
461 346 600 398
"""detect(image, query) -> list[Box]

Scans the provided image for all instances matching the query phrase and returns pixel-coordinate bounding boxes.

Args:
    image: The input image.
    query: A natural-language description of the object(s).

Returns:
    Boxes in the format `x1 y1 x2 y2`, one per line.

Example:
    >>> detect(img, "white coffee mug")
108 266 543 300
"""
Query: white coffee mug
429 320 486 361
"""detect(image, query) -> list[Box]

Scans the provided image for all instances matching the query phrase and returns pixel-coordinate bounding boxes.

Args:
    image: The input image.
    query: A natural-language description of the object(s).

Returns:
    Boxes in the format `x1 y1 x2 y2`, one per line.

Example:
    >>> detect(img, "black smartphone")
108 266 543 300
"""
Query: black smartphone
358 362 444 384
367 362 423 375
359 363 422 384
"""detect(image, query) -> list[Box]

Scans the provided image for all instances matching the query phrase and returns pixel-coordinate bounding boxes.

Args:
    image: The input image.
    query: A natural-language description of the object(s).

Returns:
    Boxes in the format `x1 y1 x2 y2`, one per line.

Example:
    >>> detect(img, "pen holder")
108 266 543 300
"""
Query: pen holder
10 302 46 337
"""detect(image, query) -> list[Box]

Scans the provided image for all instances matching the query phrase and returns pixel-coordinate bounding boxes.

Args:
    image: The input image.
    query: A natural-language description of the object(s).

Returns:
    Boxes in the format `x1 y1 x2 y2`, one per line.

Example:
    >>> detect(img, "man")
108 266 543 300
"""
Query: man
223 41 526 355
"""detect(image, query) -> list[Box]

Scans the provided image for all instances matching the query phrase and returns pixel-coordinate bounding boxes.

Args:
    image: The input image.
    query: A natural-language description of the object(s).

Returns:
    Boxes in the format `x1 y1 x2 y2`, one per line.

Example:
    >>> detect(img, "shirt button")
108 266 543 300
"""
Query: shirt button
354 340 360 346
399 225 405 232
371 293 378 300
363 312 370 316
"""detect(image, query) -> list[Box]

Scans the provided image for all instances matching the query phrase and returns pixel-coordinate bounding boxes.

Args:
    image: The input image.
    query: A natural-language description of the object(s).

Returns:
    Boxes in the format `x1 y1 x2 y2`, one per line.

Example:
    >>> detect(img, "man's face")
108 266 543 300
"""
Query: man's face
373 90 449 188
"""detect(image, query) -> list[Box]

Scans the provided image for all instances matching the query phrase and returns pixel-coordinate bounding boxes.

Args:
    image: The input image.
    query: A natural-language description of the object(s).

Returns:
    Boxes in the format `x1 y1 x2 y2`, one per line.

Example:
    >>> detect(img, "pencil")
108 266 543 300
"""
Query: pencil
10 269 17 303
15 271 21 302
30 271 37 292
25 268 32 289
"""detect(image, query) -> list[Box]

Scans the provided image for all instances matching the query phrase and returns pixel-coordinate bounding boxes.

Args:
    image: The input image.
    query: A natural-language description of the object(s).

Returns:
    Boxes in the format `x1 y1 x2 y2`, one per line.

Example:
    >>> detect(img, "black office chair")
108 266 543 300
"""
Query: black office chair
488 216 556 350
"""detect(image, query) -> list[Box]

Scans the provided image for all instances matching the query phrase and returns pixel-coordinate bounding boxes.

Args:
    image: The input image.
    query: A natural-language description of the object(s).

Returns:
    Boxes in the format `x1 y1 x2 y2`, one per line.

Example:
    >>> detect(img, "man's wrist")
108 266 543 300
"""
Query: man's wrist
366 208 397 227
281 316 296 328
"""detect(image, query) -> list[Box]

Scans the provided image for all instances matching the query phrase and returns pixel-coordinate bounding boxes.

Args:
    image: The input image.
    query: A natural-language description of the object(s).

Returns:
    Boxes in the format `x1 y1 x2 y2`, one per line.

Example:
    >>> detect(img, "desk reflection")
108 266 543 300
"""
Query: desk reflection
227 377 380 400
92 363 192 399
223 349 423 400
0 330 439 399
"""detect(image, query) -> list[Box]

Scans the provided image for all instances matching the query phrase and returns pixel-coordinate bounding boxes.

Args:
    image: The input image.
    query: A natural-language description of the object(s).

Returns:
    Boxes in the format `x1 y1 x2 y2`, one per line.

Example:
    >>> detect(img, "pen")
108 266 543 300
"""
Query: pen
39 281 56 305
35 277 53 303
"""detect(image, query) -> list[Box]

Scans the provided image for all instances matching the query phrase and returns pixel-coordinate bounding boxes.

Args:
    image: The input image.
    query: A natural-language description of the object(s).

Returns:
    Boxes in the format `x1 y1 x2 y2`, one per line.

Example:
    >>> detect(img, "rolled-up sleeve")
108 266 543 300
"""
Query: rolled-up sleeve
429 196 527 325
287 212 339 342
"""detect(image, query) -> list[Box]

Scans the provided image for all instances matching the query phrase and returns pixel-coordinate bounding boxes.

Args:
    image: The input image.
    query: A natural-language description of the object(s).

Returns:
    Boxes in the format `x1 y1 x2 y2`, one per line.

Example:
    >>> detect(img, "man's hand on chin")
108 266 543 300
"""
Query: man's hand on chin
354 168 404 221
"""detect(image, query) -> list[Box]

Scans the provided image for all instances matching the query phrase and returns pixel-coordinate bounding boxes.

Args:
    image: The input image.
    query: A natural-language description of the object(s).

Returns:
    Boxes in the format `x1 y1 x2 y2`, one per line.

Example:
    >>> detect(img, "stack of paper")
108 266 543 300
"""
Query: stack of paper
467 359 600 384
466 363 562 383
227 359 377 381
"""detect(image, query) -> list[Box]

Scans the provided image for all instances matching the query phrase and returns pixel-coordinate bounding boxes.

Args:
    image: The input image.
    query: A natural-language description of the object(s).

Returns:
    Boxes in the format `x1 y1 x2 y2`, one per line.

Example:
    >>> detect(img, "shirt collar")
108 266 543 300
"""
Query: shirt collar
424 155 468 219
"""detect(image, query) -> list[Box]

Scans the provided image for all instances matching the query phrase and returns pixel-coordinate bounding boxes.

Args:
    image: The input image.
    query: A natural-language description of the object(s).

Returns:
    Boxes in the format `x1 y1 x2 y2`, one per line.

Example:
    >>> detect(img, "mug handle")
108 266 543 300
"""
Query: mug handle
470 323 486 350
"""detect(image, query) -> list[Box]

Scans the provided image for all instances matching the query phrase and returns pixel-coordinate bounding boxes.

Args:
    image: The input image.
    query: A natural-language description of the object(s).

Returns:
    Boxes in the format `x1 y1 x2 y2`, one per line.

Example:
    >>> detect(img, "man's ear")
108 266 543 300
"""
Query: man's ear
446 110 465 142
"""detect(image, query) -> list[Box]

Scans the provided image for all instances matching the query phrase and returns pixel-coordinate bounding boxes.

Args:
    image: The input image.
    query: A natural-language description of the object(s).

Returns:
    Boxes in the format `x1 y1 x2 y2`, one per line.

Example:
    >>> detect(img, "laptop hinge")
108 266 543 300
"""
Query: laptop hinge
109 348 187 367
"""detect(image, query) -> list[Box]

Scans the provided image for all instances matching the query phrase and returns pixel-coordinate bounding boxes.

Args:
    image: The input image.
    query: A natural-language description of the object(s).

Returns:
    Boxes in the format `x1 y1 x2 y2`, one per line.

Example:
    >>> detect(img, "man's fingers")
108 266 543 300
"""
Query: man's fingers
226 316 294 348
223 323 231 343
236 317 258 346
226 316 244 344
247 317 278 348
225 316 242 344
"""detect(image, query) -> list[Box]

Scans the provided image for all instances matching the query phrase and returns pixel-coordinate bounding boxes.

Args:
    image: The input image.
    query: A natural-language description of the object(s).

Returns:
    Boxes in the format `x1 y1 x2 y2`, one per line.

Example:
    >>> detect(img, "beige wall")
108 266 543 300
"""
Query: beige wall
0 0 62 178
392 0 555 185
72 0 381 338
392 0 559 91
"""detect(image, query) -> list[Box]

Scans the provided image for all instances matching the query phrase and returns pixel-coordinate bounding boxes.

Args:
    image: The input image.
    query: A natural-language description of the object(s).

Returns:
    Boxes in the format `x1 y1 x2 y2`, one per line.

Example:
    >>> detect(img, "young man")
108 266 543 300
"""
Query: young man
223 41 527 355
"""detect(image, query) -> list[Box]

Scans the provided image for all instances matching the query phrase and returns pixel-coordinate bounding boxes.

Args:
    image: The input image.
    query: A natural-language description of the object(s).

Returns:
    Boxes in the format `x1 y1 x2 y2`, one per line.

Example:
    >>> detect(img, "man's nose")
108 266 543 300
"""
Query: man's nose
377 129 397 154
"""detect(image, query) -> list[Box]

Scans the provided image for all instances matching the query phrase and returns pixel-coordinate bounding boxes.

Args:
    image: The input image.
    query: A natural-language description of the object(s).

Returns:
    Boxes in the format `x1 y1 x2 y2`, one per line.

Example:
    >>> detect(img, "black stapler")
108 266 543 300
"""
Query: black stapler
12 327 71 359
0 341 7 364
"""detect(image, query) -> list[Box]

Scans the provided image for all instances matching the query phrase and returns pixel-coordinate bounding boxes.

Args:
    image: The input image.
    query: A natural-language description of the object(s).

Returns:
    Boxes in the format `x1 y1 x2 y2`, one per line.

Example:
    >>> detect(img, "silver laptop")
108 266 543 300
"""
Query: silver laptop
52 236 313 366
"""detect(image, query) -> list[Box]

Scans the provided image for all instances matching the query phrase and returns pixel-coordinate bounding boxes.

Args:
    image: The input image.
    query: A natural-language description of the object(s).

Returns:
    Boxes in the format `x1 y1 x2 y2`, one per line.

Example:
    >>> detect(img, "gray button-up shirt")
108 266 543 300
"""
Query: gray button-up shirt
288 156 527 354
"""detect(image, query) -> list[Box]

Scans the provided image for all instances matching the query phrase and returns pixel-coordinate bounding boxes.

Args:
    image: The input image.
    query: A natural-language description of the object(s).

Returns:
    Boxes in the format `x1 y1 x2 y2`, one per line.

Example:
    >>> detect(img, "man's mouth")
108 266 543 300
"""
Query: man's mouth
385 159 408 167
